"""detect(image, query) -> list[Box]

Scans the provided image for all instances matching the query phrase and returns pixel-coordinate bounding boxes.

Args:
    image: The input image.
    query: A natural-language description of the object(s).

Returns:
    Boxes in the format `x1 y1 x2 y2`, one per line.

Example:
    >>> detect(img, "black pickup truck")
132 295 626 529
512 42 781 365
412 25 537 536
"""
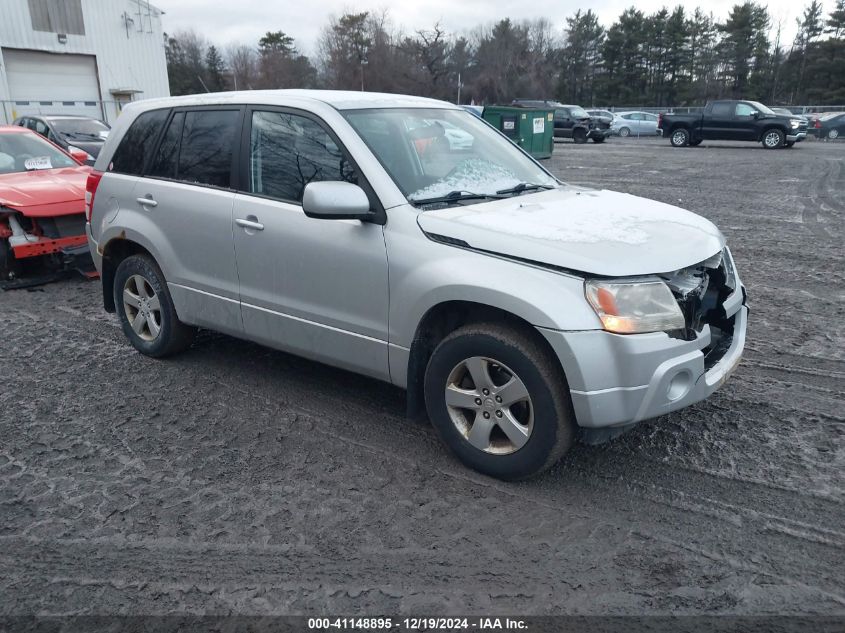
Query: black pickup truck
658 100 809 149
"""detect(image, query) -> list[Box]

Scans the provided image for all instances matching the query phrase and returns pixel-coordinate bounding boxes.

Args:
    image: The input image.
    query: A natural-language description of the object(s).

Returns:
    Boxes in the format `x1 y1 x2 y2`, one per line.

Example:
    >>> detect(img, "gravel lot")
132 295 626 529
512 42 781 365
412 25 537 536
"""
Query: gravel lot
1 137 843 616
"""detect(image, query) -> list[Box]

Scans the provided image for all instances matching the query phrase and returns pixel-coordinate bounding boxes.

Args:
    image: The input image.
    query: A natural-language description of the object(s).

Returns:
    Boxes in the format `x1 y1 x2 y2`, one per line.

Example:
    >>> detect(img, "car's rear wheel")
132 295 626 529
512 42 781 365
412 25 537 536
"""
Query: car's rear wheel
114 254 196 358
424 323 576 480
618 126 631 137
573 128 588 144
762 129 784 149
670 128 689 147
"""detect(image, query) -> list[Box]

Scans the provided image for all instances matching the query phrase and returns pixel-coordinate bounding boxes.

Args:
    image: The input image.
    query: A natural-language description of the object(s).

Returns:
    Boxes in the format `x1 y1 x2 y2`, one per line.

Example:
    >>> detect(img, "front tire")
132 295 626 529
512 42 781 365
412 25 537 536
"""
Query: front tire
424 323 576 480
762 128 784 149
670 128 690 147
114 254 196 358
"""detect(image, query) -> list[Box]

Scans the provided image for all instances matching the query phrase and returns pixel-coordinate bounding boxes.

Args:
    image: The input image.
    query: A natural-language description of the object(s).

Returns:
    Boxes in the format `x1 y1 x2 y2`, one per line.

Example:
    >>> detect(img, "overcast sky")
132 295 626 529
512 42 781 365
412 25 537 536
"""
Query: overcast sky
154 0 827 55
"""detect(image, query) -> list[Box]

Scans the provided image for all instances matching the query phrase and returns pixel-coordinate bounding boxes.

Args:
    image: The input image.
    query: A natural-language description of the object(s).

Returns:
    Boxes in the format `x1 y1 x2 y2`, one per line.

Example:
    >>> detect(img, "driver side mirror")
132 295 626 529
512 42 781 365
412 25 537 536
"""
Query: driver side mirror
302 181 376 222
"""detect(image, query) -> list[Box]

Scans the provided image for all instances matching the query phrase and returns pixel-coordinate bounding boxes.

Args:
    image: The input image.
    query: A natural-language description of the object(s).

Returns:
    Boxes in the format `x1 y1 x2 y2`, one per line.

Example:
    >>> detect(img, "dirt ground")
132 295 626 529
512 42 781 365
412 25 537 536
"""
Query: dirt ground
0 137 842 616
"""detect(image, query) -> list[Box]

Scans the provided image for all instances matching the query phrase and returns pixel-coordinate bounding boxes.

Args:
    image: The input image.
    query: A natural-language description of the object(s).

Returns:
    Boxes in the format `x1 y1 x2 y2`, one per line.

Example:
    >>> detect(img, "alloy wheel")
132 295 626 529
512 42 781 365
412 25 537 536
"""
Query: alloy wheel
444 356 534 455
764 131 782 148
122 274 162 342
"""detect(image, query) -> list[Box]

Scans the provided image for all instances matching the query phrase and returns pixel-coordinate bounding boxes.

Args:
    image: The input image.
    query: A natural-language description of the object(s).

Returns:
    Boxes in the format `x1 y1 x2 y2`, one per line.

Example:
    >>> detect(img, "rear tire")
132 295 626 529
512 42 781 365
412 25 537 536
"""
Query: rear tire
113 254 196 358
618 127 631 137
573 128 588 144
762 128 784 149
424 323 576 480
670 128 690 147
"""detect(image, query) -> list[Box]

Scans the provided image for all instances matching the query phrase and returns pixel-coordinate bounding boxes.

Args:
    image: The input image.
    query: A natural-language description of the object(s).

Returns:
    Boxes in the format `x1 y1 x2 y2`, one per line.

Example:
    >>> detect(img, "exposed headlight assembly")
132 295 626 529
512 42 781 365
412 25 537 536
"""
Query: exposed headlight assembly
585 279 685 334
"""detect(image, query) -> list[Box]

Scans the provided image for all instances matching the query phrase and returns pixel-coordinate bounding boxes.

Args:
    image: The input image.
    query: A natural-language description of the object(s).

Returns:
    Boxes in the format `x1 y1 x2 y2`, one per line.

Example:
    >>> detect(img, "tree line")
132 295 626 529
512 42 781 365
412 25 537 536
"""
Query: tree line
165 1 845 107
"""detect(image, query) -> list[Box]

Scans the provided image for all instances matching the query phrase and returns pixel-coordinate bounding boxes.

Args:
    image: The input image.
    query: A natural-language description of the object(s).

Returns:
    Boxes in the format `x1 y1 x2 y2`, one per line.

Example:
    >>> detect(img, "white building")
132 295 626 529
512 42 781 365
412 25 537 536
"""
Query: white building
0 0 170 125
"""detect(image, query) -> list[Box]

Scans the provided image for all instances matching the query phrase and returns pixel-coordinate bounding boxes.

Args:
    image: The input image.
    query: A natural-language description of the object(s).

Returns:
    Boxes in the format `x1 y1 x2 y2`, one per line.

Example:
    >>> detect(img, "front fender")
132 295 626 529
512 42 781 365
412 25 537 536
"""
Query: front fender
388 240 601 350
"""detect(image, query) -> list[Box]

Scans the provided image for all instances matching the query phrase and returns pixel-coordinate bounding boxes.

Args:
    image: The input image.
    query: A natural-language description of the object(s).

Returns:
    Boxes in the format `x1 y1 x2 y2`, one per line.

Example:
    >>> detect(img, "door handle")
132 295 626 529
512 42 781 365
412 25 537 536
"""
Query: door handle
136 196 158 207
236 217 264 231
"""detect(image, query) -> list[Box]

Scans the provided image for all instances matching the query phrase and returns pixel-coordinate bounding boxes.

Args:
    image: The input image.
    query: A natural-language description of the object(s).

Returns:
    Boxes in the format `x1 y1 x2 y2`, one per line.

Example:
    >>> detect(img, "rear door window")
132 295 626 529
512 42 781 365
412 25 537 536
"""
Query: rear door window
177 110 239 188
110 109 169 175
710 103 732 118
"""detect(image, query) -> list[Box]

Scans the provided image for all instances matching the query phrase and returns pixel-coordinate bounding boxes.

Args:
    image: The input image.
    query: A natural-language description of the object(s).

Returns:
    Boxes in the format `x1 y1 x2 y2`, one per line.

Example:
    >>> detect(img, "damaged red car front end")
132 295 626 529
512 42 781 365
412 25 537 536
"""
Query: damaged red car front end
0 125 95 288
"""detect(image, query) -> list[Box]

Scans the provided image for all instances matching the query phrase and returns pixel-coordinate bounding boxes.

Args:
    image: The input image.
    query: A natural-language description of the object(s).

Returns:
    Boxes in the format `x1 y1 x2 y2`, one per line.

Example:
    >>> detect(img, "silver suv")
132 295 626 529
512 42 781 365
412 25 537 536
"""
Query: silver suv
86 90 747 480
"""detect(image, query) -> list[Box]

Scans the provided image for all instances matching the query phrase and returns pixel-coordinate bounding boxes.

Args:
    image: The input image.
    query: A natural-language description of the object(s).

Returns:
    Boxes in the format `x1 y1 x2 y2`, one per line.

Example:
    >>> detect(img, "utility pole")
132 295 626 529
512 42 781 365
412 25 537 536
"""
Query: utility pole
457 72 462 104
360 58 368 92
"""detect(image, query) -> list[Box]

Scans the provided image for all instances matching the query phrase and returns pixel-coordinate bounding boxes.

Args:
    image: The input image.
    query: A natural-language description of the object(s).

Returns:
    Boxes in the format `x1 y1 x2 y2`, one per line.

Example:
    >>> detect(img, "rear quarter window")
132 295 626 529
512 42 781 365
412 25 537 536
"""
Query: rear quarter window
109 109 169 175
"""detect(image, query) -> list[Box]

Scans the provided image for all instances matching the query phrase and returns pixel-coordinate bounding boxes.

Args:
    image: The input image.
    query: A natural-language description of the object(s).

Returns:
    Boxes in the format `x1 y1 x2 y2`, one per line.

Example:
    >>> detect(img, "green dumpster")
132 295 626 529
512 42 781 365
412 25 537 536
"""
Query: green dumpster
482 105 554 159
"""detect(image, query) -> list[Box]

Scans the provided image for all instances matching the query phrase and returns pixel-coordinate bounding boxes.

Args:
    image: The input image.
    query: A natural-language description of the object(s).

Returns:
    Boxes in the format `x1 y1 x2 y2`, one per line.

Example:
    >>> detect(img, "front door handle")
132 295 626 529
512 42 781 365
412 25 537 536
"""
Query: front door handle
236 217 264 231
136 196 158 207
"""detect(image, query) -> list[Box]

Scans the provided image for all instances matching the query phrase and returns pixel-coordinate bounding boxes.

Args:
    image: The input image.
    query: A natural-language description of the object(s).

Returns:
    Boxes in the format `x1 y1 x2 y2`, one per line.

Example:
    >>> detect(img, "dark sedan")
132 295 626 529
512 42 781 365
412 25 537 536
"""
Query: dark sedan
810 112 845 140
12 115 110 164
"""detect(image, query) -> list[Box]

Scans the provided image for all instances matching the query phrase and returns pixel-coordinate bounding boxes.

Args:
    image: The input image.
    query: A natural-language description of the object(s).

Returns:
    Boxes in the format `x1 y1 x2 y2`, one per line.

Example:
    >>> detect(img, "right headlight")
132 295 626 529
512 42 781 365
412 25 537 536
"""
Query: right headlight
585 279 685 334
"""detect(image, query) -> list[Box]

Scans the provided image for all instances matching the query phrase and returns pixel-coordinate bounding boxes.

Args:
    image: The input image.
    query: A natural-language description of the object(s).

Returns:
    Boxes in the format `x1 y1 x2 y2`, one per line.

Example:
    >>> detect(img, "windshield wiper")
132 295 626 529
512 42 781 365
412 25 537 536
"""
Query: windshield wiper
411 190 506 207
495 182 556 196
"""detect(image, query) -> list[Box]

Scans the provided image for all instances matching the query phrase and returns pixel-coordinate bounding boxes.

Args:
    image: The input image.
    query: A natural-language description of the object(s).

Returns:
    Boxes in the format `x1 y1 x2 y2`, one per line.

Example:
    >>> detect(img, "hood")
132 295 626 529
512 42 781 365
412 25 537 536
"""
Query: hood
0 167 90 217
416 187 725 277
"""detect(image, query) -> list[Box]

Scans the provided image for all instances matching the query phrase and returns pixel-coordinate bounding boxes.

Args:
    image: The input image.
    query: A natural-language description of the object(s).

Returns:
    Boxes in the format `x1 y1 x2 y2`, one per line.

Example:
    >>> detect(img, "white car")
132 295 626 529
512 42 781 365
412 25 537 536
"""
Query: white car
87 90 747 480
612 111 660 137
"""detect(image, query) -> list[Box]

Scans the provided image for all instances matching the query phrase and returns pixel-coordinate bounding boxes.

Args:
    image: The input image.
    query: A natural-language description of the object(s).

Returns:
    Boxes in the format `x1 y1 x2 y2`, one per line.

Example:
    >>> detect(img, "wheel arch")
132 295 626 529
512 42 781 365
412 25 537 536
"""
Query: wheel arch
404 300 570 422
99 237 156 312
758 125 786 142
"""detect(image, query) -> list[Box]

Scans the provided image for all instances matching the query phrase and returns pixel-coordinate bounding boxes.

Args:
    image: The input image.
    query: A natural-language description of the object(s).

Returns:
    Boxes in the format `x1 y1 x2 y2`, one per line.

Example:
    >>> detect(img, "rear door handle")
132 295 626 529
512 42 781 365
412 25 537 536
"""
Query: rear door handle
136 196 158 207
236 217 264 231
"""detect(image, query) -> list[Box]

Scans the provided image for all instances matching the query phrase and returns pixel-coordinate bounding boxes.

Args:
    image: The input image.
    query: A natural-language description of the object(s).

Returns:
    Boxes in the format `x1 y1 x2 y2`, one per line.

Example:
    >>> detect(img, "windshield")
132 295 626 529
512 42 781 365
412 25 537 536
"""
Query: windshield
0 132 78 174
344 108 558 203
748 102 776 115
50 118 110 139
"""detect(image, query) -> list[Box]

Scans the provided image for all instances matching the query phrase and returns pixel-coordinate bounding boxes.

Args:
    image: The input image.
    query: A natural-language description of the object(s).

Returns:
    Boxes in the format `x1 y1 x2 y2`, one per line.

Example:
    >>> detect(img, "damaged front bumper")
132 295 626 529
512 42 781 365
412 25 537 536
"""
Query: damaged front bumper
538 285 747 429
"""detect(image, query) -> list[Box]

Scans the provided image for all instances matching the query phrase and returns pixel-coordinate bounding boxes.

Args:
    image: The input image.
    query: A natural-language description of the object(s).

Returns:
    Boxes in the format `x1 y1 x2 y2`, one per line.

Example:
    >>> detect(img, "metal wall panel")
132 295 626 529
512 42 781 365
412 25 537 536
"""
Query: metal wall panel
0 0 170 124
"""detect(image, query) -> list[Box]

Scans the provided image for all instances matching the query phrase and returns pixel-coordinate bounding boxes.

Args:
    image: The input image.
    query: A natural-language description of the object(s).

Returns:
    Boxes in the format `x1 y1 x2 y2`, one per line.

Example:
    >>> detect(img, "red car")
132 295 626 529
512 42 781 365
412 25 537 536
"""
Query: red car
0 125 95 287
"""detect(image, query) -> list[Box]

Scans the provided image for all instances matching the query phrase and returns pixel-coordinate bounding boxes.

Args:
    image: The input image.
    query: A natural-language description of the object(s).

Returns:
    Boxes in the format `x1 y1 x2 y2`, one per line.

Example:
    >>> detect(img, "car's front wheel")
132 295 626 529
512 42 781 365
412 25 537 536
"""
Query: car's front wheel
424 323 576 480
114 254 196 358
762 129 784 149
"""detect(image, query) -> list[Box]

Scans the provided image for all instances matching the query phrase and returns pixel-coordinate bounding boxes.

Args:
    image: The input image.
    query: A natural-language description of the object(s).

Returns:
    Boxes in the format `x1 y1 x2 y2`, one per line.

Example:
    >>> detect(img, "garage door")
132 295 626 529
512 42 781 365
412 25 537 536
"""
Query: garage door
2 49 103 121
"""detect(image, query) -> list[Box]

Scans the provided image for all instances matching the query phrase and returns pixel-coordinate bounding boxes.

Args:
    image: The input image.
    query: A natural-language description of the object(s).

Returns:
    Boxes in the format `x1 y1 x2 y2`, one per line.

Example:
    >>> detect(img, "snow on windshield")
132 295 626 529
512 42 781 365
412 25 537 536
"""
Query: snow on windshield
409 159 522 200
